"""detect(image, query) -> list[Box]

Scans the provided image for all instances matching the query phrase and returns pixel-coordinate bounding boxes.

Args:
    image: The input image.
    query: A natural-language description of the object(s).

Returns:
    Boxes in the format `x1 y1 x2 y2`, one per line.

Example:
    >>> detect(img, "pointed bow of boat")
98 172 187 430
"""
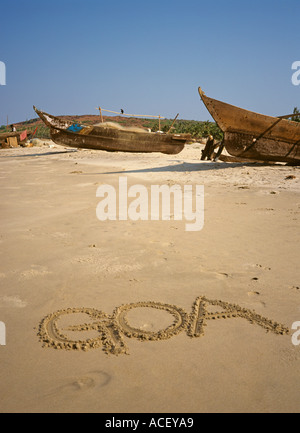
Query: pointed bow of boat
33 106 73 130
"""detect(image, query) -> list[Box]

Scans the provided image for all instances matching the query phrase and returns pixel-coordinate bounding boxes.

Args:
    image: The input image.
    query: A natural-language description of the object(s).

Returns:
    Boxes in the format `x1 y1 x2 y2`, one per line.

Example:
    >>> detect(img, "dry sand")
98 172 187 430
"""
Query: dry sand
0 140 299 413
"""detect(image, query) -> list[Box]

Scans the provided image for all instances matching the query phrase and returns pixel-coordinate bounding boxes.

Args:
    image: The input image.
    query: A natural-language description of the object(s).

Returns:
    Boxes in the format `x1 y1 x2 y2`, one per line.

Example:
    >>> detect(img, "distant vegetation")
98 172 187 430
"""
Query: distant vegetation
1 106 299 141
0 118 51 138
0 116 224 141
148 118 223 140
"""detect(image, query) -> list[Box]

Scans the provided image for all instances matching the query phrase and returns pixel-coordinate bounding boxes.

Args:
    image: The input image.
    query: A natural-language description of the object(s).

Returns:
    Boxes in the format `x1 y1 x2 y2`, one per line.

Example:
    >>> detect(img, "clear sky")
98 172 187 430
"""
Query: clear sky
0 0 299 125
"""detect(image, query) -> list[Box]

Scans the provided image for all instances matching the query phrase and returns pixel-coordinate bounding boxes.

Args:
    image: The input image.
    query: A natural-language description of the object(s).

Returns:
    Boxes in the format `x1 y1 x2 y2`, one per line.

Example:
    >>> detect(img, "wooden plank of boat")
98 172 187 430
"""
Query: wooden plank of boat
1 127 39 141
198 87 300 164
0 130 22 148
0 131 21 139
33 106 191 155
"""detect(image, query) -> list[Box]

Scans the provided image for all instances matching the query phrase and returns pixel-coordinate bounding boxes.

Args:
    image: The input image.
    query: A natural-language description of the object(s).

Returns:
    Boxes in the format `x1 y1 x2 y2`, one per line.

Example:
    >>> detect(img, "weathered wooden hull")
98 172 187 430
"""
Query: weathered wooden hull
198 88 300 163
0 131 21 148
0 131 21 139
33 106 190 155
49 127 187 154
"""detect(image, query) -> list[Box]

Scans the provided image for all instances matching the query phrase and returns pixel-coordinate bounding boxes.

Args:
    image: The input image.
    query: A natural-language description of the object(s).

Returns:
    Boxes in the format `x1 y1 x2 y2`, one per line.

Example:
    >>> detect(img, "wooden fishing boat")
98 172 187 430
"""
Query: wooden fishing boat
198 88 300 164
33 106 191 155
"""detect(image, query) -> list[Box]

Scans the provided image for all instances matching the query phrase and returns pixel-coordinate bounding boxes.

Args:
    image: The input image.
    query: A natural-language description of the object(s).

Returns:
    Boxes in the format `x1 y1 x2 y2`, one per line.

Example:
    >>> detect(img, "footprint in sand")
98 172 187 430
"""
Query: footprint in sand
247 291 260 297
243 263 271 272
247 291 266 308
44 371 111 398
215 272 230 279
68 376 95 391
255 264 271 271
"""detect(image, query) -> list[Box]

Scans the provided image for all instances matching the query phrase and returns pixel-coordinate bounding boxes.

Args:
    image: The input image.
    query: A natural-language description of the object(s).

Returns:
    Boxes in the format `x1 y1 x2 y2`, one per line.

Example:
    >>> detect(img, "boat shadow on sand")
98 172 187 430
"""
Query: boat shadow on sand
100 160 279 175
0 149 77 158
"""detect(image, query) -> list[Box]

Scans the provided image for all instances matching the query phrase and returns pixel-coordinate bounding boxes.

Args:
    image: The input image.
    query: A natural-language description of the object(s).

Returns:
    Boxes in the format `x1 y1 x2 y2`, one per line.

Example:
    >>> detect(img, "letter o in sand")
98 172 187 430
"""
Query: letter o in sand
113 301 188 341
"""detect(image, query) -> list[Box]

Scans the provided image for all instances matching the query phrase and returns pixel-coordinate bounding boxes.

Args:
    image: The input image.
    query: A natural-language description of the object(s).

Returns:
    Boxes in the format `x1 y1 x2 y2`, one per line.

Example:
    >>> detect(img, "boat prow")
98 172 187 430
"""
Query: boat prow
198 87 300 164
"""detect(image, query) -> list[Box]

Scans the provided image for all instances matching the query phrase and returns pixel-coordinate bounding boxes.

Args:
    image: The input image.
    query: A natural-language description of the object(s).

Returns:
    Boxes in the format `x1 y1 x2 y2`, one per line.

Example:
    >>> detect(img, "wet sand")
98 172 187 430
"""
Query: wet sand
0 141 299 413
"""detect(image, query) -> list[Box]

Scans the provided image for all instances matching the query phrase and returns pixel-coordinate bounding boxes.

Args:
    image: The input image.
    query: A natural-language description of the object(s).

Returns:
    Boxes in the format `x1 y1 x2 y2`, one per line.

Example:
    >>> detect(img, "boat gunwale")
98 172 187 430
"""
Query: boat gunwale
198 87 300 145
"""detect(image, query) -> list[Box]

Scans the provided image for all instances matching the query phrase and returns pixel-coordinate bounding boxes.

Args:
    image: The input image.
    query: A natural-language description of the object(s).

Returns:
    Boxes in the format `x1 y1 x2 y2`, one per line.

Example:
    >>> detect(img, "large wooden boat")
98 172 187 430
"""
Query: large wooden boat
33 106 191 155
198 88 300 164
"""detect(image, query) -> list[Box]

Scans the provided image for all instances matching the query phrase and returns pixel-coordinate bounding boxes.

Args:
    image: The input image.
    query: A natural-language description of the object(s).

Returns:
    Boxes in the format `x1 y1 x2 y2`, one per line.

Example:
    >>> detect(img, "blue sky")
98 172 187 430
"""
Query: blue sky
0 0 299 125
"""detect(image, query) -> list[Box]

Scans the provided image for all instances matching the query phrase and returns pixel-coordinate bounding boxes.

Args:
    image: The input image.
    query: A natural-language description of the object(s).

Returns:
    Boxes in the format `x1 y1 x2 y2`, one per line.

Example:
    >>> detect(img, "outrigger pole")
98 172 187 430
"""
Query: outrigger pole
96 106 165 123
95 107 180 133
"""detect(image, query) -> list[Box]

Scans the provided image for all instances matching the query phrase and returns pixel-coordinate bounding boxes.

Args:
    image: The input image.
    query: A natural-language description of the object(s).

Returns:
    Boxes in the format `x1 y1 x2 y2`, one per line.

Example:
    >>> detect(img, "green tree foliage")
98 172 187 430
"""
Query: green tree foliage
150 118 223 140
34 125 50 138
291 107 300 122
0 117 223 141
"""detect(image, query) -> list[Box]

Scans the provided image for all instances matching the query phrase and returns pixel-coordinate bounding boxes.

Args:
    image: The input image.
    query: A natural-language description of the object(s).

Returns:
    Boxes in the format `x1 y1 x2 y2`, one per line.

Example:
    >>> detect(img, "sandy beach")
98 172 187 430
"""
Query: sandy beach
0 140 299 413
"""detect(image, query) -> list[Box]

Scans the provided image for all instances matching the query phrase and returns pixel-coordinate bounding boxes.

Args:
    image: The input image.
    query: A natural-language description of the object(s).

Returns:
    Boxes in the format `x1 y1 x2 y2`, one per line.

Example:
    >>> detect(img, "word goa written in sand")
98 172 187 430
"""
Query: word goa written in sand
37 296 290 356
0 321 6 345
291 61 300 86
0 61 5 85
96 177 204 231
